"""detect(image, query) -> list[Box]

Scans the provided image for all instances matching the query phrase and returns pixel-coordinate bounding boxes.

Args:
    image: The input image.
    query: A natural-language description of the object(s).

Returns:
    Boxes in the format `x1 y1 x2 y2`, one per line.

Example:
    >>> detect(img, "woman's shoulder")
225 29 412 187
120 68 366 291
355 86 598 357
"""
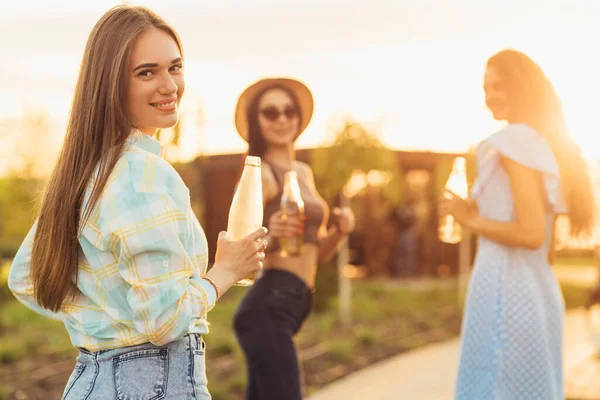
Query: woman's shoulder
486 123 544 148
123 148 185 193
294 160 314 179
94 148 189 211
471 123 561 203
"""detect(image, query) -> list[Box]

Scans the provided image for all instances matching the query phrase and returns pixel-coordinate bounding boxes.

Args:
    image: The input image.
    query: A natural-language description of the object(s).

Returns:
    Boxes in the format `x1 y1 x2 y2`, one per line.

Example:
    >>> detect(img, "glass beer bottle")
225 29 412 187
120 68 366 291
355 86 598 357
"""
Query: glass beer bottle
439 157 468 244
227 155 263 286
279 171 305 257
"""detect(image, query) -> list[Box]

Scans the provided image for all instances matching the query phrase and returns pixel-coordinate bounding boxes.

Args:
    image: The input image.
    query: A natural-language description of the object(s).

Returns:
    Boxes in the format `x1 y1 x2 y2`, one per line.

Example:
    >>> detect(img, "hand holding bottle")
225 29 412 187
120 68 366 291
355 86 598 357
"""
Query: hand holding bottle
438 191 478 228
267 209 304 238
207 228 269 295
278 171 305 257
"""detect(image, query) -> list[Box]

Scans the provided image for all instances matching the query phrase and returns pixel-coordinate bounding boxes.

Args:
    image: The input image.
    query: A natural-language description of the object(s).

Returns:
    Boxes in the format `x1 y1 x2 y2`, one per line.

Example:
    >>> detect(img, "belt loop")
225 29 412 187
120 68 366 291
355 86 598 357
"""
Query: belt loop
194 333 200 350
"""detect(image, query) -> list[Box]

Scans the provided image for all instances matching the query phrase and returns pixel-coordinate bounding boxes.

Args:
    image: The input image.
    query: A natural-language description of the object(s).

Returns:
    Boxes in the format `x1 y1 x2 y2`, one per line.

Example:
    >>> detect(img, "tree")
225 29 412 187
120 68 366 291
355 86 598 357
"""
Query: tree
1 111 58 179
309 119 405 312
310 119 404 206
0 111 54 257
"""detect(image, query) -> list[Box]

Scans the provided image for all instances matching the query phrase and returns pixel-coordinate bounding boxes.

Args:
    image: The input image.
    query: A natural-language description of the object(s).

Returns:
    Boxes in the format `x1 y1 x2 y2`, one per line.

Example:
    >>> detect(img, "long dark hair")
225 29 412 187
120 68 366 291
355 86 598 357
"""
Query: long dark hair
31 5 183 312
246 85 303 158
487 49 595 237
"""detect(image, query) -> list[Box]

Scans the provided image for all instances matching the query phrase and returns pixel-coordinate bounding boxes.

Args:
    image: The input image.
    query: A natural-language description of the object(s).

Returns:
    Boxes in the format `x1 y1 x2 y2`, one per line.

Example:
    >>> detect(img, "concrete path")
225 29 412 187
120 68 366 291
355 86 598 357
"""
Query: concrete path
308 309 597 400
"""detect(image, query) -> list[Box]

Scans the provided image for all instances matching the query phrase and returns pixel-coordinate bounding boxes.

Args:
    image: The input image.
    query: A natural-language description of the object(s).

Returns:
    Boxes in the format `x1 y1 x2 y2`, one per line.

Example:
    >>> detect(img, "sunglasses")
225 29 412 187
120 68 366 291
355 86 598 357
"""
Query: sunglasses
259 106 299 122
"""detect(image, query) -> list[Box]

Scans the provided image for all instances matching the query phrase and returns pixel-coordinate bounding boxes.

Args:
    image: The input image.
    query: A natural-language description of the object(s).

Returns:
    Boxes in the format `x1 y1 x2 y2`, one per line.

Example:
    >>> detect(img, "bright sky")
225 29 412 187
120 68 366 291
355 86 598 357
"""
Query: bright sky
2 0 600 175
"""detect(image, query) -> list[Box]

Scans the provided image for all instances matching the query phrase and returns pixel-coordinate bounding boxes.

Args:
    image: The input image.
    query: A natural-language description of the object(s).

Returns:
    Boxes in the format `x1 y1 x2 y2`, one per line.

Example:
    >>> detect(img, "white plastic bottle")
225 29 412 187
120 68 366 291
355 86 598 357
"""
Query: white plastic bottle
227 155 263 285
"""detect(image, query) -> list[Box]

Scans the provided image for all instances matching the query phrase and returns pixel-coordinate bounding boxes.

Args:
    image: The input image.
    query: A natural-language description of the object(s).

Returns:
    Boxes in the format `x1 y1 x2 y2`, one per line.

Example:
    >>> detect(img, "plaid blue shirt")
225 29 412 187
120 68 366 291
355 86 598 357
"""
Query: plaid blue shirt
9 131 217 351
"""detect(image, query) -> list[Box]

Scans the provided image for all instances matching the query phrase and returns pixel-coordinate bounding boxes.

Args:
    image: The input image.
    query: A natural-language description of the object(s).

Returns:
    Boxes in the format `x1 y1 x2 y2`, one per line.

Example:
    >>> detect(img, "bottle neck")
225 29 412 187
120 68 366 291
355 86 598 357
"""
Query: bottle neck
283 172 298 190
282 173 303 206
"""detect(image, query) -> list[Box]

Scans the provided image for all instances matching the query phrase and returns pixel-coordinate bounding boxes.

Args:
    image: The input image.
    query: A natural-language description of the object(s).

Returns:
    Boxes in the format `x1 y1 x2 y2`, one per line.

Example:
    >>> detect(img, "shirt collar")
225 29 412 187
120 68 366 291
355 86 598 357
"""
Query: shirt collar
125 129 164 157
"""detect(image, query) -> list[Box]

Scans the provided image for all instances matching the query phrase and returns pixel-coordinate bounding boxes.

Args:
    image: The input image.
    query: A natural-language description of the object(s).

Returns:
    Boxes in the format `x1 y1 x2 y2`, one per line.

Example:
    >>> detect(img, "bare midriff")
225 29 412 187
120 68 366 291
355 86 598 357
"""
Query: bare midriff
263 243 319 289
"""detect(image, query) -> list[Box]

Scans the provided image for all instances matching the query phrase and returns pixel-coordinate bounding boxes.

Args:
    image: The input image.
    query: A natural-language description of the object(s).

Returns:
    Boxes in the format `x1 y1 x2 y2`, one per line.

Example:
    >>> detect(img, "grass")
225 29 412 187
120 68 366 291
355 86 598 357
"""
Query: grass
327 340 354 363
0 261 11 301
561 282 590 309
555 254 597 268
0 262 593 399
355 327 378 346
0 301 76 363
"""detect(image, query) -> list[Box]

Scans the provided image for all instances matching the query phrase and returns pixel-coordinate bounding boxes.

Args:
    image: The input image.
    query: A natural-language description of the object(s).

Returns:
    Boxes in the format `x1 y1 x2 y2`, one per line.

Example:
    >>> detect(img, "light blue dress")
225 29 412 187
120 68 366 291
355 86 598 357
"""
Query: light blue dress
455 124 567 400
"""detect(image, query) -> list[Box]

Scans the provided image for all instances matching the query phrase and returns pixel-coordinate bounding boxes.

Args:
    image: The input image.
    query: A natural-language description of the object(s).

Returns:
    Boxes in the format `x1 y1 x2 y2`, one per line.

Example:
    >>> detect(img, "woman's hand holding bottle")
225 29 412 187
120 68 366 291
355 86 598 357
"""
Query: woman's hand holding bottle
206 227 269 297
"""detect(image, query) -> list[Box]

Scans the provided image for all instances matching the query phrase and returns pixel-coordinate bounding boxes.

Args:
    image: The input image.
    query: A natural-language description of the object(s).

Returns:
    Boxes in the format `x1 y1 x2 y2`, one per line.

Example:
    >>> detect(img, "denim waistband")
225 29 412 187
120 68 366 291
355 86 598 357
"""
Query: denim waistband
77 333 202 361
260 268 313 294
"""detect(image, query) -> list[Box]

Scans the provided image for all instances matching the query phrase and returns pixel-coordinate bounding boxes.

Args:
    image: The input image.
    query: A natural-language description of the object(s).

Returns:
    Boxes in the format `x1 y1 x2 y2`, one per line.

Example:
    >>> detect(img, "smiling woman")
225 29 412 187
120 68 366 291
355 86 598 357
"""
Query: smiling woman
126 28 185 134
6 5 268 400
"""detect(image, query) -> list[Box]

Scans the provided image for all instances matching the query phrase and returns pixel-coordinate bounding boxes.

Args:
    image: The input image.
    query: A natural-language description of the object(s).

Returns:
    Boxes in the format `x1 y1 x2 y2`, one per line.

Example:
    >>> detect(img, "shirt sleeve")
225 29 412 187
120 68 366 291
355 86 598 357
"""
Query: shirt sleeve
8 221 66 322
471 124 567 214
101 189 217 346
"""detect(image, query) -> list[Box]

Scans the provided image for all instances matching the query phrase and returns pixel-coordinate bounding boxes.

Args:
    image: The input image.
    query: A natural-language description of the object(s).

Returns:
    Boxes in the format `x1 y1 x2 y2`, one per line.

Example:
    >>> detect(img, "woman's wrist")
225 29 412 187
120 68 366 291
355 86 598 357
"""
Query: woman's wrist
333 225 348 238
205 265 237 298
464 214 480 232
201 276 220 299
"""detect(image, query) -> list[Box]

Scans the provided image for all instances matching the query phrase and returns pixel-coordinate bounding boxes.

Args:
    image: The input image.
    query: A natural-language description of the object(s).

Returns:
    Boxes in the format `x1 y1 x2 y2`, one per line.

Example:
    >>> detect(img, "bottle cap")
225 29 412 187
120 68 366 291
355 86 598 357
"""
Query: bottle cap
245 156 261 167
453 157 466 169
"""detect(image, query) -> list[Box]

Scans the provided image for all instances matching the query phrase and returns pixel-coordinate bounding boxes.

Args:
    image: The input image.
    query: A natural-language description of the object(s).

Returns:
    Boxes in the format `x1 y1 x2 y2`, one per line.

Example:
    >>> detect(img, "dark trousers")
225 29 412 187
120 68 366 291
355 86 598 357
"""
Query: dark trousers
233 268 312 400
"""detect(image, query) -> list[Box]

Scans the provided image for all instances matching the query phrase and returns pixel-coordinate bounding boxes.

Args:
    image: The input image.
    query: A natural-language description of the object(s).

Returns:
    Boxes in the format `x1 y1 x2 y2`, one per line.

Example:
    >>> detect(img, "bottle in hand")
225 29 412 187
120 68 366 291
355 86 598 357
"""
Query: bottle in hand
439 157 468 244
227 156 263 286
279 171 305 257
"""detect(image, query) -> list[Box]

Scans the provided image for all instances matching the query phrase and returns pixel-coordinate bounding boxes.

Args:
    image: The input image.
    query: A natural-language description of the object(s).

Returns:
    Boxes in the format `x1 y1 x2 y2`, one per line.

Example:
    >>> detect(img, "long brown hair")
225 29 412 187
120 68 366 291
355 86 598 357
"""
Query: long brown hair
31 6 183 312
487 49 595 237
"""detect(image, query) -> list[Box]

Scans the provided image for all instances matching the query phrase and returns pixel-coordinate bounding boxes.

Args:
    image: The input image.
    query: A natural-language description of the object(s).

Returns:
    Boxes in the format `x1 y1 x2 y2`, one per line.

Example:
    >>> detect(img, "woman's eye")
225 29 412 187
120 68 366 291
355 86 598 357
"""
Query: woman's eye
138 70 154 77
170 64 183 72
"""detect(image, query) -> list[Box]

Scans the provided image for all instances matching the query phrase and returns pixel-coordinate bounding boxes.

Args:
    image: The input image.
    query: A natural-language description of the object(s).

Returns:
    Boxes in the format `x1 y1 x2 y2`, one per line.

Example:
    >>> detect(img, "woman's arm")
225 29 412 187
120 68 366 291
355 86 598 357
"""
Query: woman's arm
547 216 558 264
440 155 546 249
295 163 356 262
8 222 66 321
318 222 347 263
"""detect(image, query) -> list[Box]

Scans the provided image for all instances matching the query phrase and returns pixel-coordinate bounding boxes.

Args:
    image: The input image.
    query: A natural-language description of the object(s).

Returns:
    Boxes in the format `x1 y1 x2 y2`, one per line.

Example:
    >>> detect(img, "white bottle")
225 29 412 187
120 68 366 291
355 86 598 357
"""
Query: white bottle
227 155 263 286
438 157 469 244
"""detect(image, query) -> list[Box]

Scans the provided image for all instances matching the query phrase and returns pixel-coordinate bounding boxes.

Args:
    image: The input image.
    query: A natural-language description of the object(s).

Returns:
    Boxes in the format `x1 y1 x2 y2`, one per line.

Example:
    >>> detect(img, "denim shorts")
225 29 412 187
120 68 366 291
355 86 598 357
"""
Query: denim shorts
61 333 210 399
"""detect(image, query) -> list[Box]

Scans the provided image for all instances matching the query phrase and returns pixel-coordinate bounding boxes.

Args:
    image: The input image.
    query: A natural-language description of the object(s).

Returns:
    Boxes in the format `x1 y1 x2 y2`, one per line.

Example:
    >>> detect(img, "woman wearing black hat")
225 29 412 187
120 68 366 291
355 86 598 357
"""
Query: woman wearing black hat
232 77 355 400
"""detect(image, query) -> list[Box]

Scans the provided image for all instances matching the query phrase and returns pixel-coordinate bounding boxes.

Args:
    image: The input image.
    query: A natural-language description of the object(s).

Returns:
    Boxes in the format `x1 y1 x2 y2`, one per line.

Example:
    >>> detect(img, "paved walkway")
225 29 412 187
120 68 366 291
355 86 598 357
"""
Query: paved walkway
308 308 598 400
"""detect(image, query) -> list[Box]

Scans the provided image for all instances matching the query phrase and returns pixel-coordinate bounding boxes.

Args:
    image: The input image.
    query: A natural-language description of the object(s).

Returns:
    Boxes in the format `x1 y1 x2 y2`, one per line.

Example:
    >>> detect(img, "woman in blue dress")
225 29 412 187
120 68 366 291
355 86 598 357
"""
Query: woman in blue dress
439 49 596 399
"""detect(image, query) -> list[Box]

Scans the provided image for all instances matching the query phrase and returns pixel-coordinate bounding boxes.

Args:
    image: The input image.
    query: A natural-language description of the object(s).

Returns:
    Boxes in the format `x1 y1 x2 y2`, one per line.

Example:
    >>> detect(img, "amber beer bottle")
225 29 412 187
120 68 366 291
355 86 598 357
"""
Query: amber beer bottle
438 157 469 244
227 156 263 286
279 171 305 257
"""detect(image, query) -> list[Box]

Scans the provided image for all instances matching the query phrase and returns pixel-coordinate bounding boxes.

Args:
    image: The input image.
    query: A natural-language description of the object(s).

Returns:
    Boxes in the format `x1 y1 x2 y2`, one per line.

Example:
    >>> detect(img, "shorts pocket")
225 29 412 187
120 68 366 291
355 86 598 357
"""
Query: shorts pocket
113 348 168 400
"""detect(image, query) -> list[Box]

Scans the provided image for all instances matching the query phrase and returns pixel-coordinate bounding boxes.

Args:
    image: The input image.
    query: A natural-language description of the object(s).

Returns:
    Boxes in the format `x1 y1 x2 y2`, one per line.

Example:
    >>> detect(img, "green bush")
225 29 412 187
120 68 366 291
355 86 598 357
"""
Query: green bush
0 261 12 301
0 385 9 400
355 328 377 346
327 340 353 363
